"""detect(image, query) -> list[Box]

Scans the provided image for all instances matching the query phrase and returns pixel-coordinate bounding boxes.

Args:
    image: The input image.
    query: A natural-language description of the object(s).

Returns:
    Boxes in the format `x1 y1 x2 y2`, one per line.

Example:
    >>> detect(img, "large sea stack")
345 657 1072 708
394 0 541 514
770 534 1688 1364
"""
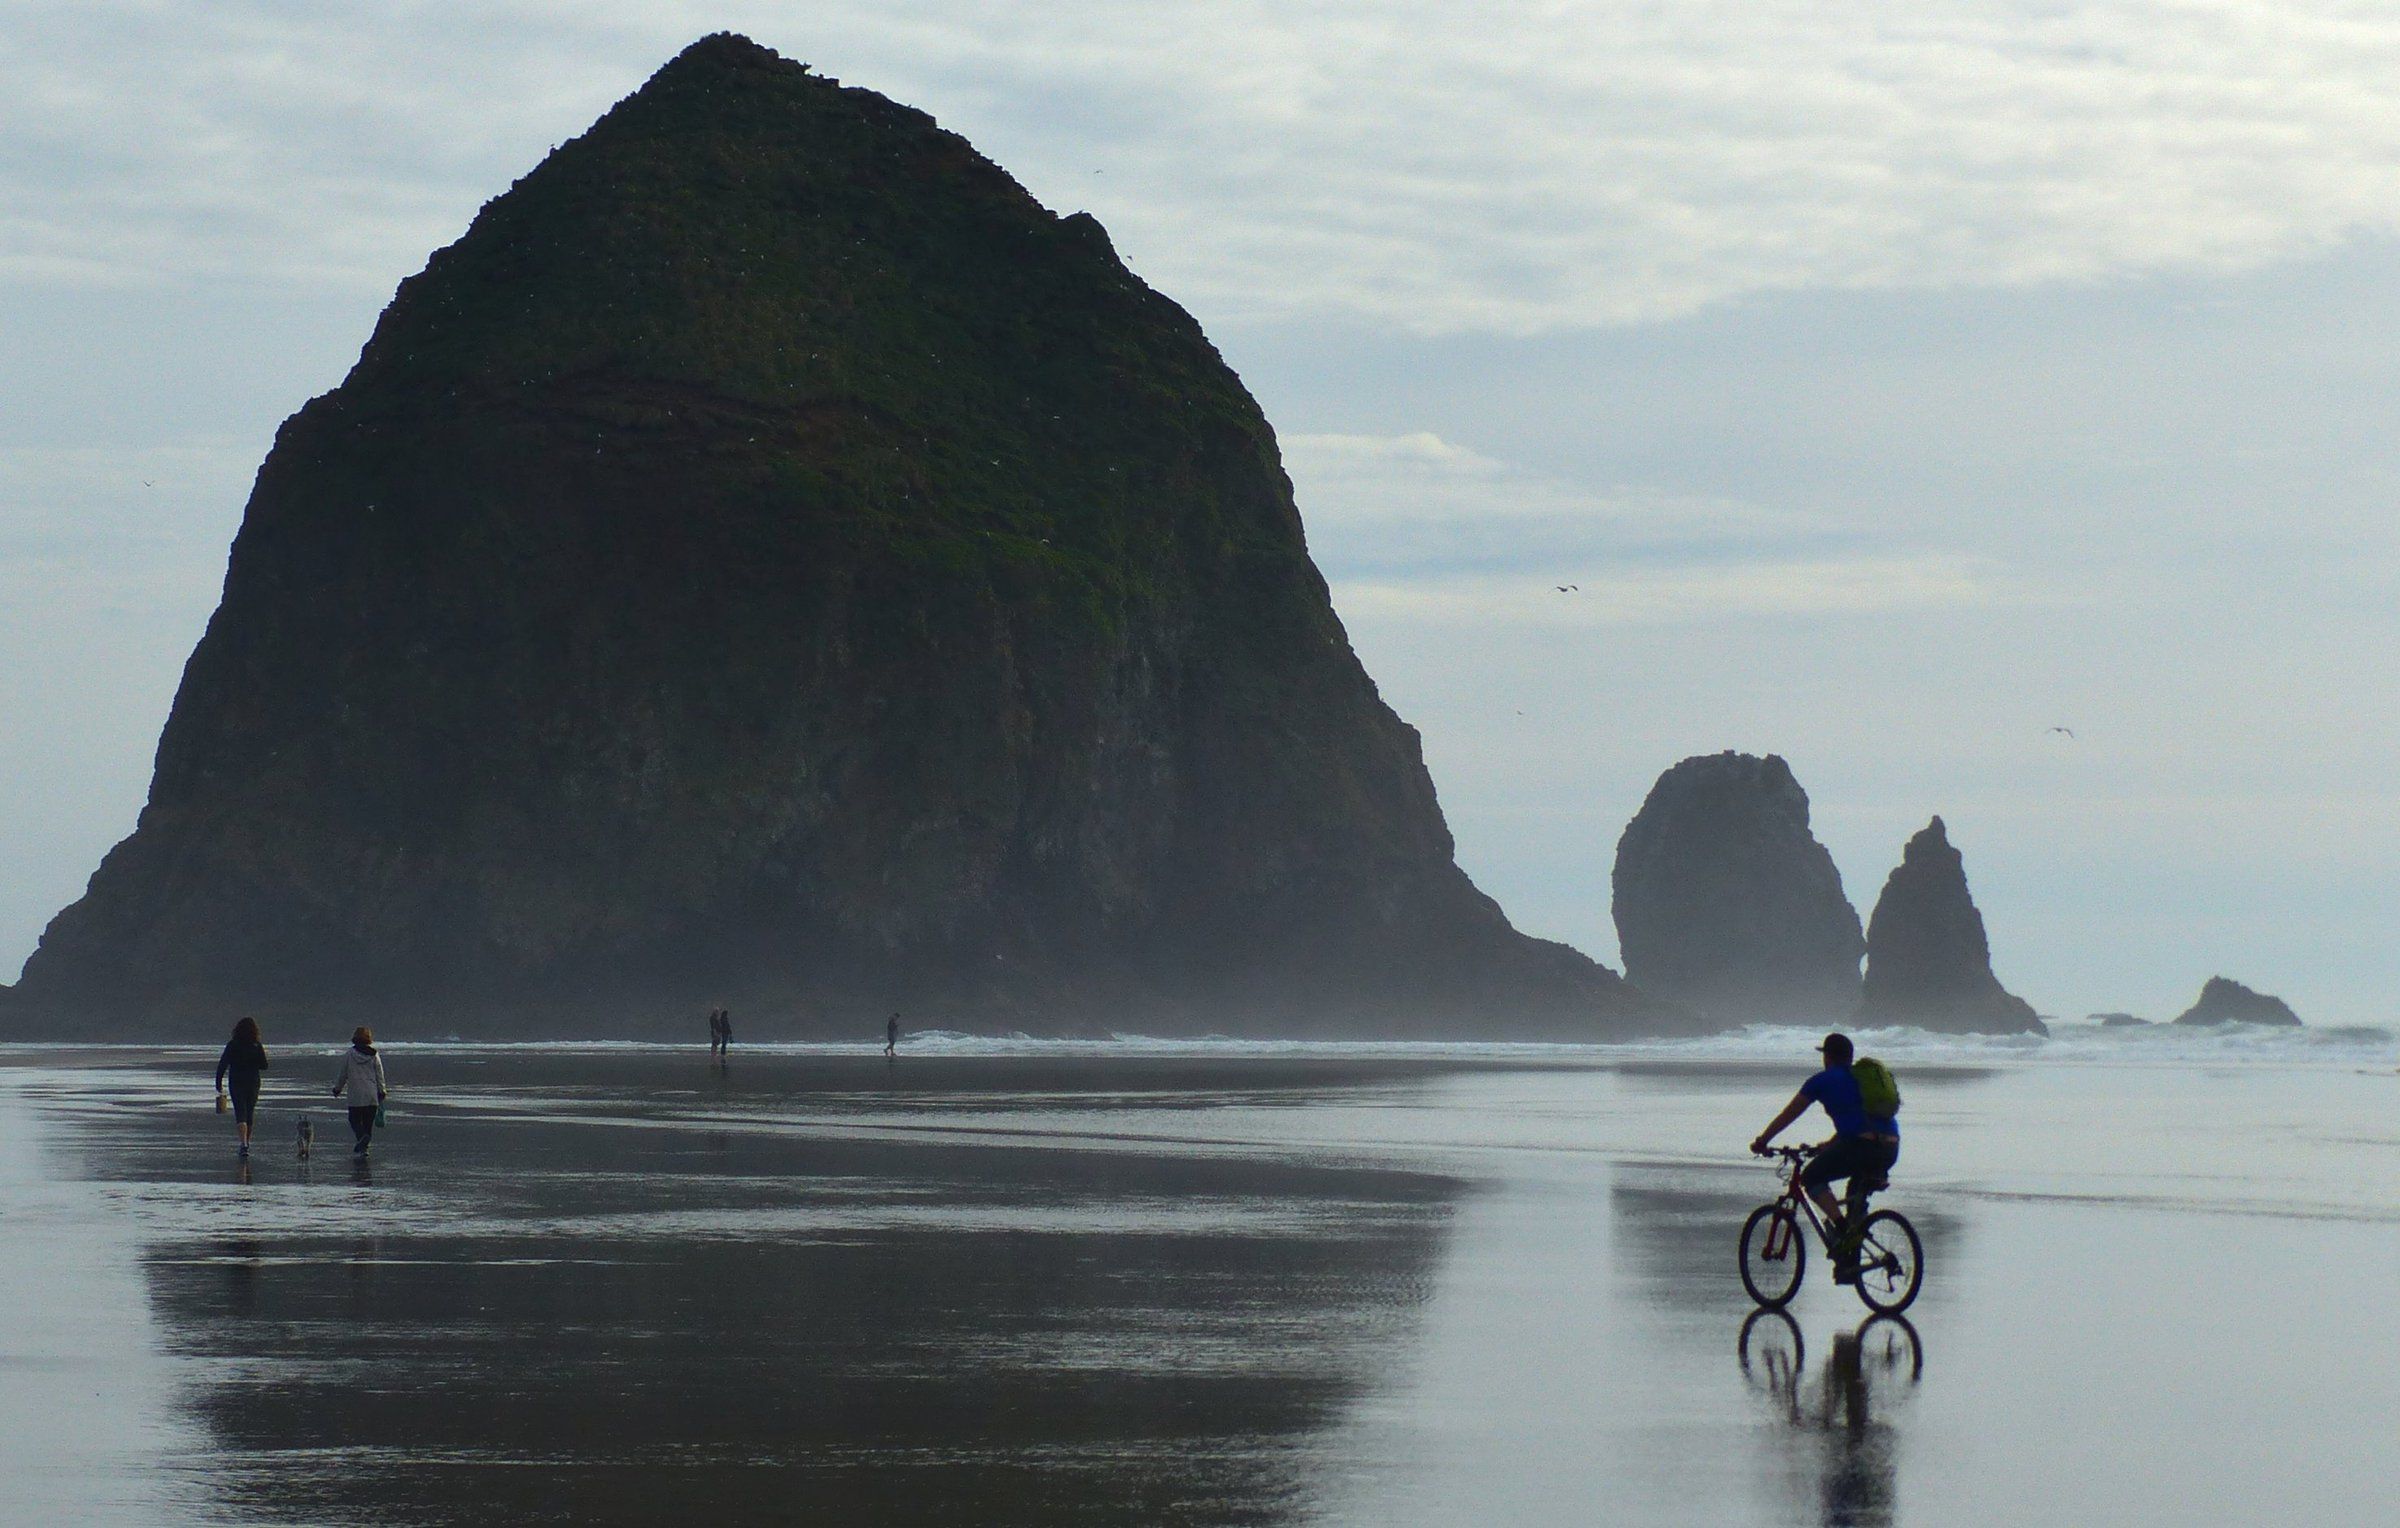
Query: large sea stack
1859 817 2043 1034
1611 752 1864 1025
7 35 1657 1040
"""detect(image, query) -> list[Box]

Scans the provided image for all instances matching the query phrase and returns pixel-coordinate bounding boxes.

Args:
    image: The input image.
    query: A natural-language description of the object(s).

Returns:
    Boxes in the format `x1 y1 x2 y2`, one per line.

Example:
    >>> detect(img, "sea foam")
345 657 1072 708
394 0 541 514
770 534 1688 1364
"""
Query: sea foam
27 1020 2388 1065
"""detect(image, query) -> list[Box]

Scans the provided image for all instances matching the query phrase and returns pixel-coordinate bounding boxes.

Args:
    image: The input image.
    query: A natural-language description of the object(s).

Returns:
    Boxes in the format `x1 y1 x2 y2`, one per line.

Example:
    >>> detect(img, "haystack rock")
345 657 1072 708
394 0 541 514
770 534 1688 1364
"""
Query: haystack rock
6 35 1664 1040
2172 977 2301 1027
1859 817 2044 1035
1612 752 1864 1024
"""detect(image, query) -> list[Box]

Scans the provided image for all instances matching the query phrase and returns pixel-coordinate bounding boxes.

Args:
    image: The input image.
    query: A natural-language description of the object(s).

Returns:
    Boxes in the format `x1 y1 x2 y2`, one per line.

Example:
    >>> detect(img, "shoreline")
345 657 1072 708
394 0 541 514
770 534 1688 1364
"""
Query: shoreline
3 1016 2390 1066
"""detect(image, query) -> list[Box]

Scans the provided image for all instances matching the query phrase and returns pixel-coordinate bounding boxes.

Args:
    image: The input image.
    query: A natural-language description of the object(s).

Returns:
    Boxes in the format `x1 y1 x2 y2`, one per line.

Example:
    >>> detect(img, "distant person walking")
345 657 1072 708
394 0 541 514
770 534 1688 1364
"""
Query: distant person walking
214 1016 270 1159
716 1007 733 1056
329 1027 389 1156
884 1012 900 1060
707 1008 725 1058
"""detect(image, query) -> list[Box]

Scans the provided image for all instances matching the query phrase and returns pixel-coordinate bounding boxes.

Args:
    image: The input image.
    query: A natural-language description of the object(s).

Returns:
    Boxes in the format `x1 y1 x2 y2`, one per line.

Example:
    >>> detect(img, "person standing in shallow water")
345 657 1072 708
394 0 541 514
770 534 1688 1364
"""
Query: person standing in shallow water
706 1008 724 1058
330 1027 389 1156
214 1016 270 1159
884 1012 900 1060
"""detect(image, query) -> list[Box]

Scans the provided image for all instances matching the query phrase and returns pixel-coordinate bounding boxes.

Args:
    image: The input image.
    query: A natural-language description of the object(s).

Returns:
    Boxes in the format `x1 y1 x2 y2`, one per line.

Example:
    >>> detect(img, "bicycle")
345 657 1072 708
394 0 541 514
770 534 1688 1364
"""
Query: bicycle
1738 1144 1923 1314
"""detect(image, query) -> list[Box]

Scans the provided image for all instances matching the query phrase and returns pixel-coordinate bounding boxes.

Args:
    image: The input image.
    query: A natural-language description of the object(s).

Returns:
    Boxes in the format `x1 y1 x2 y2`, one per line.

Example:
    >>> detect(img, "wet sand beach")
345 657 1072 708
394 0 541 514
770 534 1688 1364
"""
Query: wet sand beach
1 1039 2393 1525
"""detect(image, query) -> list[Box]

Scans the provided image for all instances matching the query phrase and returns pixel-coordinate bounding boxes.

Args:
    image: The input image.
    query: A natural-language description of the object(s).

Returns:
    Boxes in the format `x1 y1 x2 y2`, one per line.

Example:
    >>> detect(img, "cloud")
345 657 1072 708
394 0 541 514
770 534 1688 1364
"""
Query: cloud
9 3 2400 331
1279 427 2020 620
0 439 255 553
1282 429 1841 571
1335 553 2019 627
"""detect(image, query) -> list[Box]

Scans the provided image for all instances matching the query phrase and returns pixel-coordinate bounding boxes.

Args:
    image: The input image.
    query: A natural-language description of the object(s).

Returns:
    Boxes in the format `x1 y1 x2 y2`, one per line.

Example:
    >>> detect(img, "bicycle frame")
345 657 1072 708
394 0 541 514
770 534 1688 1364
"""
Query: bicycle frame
1759 1146 1870 1261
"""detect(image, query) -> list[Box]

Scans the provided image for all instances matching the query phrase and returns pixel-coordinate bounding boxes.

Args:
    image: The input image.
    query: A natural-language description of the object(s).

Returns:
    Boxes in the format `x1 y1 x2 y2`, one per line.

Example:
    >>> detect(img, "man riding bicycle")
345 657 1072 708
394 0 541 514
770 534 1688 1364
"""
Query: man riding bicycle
1749 1032 1899 1283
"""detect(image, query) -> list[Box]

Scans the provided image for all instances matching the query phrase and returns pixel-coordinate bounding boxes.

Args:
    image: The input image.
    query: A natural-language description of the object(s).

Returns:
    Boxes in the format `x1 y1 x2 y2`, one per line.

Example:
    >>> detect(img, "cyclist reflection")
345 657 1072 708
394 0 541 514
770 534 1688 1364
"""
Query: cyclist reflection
1738 1312 1923 1527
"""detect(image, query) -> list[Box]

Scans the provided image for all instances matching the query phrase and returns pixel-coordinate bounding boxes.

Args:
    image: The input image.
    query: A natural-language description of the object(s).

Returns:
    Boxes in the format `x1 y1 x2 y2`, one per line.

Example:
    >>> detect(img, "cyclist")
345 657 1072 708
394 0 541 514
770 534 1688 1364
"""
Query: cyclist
1749 1032 1898 1283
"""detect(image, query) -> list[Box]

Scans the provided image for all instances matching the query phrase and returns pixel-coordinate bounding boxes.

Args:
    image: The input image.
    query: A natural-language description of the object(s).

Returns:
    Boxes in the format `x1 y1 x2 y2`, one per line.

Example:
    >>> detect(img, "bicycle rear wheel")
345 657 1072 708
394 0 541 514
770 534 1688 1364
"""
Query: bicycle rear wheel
1852 1209 1923 1314
1739 1203 1806 1308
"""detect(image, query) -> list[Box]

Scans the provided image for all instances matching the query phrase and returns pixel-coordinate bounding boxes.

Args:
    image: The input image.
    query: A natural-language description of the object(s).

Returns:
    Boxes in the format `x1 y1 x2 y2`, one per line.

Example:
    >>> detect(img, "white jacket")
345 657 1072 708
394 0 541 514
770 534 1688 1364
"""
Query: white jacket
331 1047 388 1107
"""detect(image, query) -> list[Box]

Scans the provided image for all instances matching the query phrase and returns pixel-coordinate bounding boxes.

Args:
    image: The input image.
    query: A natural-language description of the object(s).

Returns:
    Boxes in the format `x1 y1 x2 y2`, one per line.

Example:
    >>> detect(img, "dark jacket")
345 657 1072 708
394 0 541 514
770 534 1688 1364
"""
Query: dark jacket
216 1038 270 1090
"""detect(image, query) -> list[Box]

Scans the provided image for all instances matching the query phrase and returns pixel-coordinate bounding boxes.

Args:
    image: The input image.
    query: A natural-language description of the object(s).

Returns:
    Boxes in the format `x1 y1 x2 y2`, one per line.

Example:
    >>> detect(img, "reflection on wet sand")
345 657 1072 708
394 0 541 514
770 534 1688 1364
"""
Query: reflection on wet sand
96 1056 1464 1526
1606 1167 1941 1528
1740 1312 1923 1527
17 1048 2391 1526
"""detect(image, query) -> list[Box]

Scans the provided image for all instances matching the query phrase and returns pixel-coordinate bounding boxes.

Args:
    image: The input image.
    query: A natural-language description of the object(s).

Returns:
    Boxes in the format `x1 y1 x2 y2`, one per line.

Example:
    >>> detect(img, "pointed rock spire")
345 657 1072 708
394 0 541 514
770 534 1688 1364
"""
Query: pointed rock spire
1860 817 2043 1034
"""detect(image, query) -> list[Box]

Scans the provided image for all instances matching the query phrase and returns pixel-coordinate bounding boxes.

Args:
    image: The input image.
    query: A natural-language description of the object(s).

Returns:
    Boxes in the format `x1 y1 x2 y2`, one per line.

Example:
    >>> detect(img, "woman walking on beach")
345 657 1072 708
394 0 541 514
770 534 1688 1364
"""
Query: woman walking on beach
214 1016 270 1159
329 1027 389 1157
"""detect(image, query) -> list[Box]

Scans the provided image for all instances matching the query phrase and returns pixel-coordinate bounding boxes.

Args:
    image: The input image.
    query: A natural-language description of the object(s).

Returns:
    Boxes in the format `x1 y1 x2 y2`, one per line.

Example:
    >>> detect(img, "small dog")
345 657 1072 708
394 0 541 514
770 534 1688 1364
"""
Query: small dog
296 1117 315 1159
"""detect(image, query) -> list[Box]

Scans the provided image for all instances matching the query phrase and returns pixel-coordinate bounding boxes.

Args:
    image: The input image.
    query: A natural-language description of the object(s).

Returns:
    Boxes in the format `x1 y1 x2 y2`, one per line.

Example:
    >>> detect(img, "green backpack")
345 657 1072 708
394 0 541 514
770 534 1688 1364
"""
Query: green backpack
1852 1056 1902 1118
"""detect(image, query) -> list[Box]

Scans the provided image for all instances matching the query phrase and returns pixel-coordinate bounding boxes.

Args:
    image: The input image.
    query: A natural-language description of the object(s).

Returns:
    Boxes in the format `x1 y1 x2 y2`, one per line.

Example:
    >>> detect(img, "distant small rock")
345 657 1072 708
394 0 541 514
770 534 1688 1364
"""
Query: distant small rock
1859 817 2044 1035
2171 977 2302 1027
1612 752 1864 1025
2091 1012 2151 1027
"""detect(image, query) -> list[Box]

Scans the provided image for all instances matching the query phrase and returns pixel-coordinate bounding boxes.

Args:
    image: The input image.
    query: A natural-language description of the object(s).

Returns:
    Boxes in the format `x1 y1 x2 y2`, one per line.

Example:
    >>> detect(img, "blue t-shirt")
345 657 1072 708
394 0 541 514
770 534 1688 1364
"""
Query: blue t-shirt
1801 1066 1899 1140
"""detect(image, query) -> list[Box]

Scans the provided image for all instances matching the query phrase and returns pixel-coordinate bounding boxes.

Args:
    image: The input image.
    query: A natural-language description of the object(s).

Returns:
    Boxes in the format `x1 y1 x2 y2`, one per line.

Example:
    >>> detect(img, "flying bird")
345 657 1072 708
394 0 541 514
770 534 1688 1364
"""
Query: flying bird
2046 726 2075 739
1555 584 1579 593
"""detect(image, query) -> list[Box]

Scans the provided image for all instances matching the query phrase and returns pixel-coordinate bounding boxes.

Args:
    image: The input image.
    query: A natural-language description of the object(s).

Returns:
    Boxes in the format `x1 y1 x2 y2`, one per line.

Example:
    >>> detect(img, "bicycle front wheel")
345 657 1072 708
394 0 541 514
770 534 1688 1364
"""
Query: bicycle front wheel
1853 1209 1923 1314
1738 1309 1805 1407
1739 1203 1806 1308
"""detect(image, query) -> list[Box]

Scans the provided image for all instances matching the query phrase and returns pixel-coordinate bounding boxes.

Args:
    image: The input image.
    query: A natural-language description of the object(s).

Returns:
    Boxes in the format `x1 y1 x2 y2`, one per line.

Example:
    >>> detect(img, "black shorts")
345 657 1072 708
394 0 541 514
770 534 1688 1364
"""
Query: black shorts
230 1079 262 1125
1801 1135 1898 1194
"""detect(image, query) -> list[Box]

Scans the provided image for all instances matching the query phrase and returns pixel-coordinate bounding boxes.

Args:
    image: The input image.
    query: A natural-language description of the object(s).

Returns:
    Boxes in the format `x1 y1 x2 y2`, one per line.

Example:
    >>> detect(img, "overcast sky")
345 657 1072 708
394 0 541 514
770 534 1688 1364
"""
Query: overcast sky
6 1 2399 1024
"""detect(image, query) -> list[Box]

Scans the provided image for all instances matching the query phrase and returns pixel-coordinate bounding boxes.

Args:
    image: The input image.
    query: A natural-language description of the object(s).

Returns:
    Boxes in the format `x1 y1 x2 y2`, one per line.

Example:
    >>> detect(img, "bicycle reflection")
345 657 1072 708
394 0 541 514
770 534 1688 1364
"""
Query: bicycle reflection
1738 1311 1923 1527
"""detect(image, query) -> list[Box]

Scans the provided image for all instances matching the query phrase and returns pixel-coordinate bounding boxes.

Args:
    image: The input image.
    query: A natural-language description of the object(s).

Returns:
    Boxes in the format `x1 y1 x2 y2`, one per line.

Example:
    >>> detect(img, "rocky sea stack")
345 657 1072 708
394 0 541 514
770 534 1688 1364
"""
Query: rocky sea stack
1611 752 1864 1025
2172 977 2301 1027
1860 817 2043 1035
7 35 1657 1040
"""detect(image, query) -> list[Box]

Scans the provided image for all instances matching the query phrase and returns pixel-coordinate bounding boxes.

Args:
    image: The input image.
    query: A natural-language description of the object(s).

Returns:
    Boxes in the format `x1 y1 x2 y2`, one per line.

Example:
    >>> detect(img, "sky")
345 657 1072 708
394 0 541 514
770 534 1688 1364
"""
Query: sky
5 1 2399 1024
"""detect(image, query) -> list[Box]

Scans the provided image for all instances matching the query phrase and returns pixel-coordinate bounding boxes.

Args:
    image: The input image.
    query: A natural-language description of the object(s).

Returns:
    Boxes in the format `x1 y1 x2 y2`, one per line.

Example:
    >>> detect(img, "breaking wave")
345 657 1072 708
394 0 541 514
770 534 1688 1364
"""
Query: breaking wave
1600 1019 2398 1065
853 1022 2398 1065
29 1021 2391 1066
